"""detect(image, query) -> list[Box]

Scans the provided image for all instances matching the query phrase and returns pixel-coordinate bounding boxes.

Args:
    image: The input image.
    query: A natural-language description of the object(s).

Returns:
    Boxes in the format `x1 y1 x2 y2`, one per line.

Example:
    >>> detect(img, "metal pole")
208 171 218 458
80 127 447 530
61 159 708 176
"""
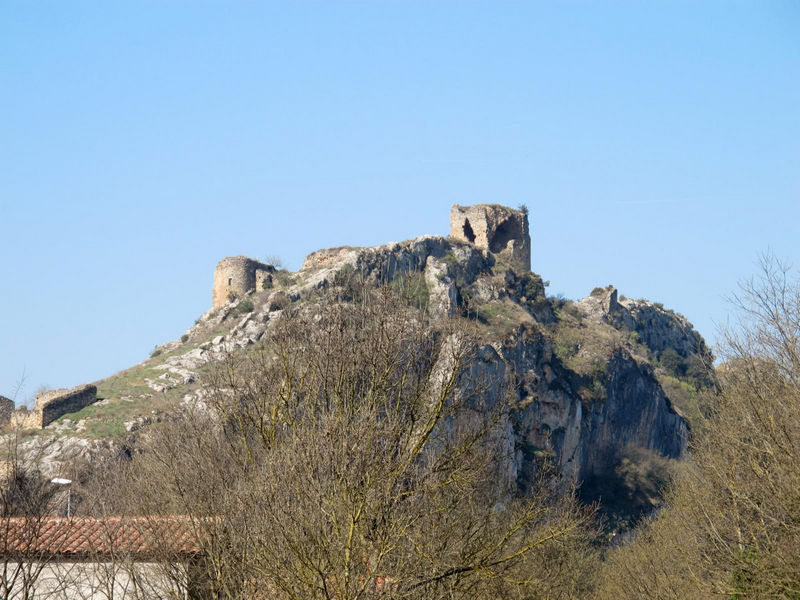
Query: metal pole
50 478 73 518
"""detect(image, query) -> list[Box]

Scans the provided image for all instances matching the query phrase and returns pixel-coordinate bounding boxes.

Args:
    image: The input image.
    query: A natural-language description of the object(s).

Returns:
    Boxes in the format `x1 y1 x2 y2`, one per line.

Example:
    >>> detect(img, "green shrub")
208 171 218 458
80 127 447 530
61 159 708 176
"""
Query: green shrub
330 265 367 302
521 273 544 301
659 348 684 376
389 271 429 311
658 374 706 434
268 292 290 312
441 251 459 271
150 347 162 358
549 294 568 311
553 327 582 361
273 270 294 288
231 298 255 317
590 284 615 298
180 334 189 343
560 302 584 323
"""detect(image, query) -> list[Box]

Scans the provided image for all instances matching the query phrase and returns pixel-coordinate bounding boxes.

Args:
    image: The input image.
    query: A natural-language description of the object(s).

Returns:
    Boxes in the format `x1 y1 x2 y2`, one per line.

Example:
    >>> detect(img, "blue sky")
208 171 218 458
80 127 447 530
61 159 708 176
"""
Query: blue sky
2 1 798 403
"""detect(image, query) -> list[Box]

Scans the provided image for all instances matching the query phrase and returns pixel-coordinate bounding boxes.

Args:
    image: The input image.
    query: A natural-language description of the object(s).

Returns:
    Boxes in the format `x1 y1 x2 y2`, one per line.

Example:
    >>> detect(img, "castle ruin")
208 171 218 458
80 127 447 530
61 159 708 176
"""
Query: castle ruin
212 256 276 308
9 384 98 429
0 396 13 427
449 204 530 269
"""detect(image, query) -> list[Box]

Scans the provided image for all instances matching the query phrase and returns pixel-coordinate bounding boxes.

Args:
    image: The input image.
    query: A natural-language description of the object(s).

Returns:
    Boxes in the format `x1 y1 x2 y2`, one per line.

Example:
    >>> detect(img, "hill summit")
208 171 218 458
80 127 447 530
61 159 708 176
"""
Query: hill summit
14 204 713 525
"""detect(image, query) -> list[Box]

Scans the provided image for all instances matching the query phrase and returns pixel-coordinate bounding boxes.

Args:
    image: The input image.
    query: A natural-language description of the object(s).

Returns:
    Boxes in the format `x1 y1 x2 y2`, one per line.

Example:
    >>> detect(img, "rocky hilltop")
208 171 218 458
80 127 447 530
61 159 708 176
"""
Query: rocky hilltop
14 205 713 522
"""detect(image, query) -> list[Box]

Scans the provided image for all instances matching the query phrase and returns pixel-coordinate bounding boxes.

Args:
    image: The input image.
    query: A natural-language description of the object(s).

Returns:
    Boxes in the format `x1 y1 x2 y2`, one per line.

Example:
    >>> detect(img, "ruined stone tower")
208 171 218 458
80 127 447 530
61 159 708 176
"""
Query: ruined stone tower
212 256 275 308
449 204 530 270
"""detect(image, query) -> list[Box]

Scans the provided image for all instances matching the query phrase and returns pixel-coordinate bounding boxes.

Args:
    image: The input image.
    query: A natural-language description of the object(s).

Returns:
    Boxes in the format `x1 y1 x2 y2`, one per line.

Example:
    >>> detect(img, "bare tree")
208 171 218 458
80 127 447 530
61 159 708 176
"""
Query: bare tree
597 255 800 599
123 286 596 599
0 433 70 600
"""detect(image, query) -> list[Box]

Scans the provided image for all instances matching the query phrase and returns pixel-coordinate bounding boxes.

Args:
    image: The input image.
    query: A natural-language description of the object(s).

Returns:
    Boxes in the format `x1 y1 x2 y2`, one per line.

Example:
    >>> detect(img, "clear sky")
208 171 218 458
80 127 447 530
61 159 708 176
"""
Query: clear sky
2 1 798 404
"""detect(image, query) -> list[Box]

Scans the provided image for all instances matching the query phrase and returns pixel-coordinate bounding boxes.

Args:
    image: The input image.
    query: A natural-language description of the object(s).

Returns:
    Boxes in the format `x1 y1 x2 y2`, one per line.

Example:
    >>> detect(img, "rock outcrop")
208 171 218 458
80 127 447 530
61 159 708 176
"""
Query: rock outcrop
486 325 688 488
28 204 709 517
193 209 698 493
578 286 712 366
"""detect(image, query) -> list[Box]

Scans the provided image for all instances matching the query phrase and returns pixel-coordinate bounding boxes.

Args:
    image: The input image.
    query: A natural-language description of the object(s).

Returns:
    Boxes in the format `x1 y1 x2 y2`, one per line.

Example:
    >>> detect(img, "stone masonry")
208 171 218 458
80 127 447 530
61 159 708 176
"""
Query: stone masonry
449 204 531 270
212 256 276 308
10 384 97 429
0 396 14 427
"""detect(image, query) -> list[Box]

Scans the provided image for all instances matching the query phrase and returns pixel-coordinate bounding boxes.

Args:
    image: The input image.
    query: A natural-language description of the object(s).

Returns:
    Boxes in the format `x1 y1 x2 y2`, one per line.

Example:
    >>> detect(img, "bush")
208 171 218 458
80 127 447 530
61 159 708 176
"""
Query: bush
579 446 676 529
659 347 684 376
590 284 615 298
590 287 606 297
127 288 597 599
230 298 255 317
389 271 429 310
150 347 162 358
520 273 544 301
273 271 294 287
553 326 582 361
598 256 800 597
268 292 290 312
180 334 189 343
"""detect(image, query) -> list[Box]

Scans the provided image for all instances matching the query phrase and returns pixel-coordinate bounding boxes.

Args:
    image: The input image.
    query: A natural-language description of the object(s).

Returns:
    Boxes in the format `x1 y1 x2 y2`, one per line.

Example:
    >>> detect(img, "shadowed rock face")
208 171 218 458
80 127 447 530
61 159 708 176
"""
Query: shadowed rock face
488 328 687 488
581 353 687 475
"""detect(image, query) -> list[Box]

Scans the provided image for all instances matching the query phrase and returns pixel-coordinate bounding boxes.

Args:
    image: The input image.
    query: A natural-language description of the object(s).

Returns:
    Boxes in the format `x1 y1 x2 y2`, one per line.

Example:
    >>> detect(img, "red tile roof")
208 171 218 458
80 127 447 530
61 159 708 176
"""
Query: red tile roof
0 516 202 559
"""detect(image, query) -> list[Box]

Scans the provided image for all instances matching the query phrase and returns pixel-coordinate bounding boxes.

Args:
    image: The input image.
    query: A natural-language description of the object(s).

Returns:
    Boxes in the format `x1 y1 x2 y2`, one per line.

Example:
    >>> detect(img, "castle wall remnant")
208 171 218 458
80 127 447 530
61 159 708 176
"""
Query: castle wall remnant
449 204 531 270
212 256 276 308
0 396 14 427
9 384 98 429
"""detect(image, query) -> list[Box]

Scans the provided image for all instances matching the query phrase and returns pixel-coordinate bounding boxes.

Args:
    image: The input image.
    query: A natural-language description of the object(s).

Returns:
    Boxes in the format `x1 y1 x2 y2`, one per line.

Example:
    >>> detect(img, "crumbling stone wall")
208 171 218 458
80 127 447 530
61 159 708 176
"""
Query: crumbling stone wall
10 409 41 430
10 384 97 429
38 384 98 427
0 396 13 427
212 256 275 308
449 204 531 270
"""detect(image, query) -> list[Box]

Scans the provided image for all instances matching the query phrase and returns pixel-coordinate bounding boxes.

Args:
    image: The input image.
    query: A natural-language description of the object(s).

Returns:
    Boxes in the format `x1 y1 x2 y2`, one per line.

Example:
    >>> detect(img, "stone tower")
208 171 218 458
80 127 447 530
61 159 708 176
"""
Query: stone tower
212 256 275 308
449 204 530 270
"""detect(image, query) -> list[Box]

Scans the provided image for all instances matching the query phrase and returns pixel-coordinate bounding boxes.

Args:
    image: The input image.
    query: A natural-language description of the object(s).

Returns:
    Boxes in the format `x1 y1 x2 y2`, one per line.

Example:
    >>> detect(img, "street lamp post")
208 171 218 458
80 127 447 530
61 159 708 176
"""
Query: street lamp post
50 477 72 517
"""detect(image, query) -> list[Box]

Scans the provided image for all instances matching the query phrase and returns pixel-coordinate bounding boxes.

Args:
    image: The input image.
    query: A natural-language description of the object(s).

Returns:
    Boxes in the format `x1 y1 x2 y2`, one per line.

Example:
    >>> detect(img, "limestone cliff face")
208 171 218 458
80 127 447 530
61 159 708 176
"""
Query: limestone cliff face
580 353 687 475
11 205 710 519
292 237 694 490
190 235 697 491
481 327 688 490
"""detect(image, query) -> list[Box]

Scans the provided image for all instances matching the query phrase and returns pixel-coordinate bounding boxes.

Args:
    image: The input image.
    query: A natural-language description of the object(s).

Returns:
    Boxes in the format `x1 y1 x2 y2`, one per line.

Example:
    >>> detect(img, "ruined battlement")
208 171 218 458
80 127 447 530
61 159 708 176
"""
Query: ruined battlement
212 256 276 308
449 204 530 270
212 206 530 309
0 396 13 427
9 384 97 429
